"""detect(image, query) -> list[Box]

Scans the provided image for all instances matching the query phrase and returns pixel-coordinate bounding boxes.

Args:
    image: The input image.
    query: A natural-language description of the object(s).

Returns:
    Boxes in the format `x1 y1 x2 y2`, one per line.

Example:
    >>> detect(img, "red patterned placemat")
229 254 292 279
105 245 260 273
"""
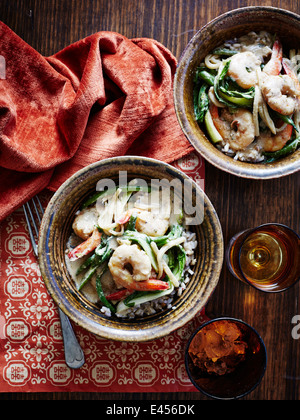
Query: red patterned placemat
0 153 206 392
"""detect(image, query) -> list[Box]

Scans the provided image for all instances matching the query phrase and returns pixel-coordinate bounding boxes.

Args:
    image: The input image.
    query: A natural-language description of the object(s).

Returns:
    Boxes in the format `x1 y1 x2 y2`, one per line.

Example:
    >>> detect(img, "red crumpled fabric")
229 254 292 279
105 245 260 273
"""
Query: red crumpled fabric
0 22 194 221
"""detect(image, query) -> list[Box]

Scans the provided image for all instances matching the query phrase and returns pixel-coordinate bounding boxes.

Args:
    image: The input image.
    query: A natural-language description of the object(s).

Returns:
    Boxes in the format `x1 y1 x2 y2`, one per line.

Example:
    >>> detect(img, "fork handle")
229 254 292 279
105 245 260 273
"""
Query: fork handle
58 308 85 369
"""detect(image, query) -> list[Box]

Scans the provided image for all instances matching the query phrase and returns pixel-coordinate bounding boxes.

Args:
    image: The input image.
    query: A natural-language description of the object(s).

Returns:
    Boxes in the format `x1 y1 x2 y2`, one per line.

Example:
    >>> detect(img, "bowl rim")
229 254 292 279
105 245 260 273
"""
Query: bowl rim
38 155 224 341
184 316 268 400
174 6 300 180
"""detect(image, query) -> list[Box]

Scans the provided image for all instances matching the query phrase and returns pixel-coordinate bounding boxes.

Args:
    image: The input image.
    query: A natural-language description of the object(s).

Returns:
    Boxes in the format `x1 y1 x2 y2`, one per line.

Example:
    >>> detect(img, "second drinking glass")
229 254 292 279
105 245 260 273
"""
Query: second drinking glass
226 223 300 292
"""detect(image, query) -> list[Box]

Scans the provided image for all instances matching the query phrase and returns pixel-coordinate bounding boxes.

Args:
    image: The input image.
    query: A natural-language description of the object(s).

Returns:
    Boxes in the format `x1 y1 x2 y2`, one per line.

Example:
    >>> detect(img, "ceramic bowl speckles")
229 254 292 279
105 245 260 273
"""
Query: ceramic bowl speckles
38 156 223 342
174 6 300 179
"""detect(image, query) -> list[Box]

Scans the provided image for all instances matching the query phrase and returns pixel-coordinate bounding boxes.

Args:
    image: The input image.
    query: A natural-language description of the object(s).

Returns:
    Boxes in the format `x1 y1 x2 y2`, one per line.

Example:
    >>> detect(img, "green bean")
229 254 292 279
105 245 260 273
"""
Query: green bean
194 83 209 122
78 266 97 291
95 266 116 313
81 191 104 210
197 70 215 86
76 253 97 275
101 244 114 263
194 67 216 83
212 48 238 56
75 234 114 289
272 110 299 132
264 137 300 161
76 234 108 275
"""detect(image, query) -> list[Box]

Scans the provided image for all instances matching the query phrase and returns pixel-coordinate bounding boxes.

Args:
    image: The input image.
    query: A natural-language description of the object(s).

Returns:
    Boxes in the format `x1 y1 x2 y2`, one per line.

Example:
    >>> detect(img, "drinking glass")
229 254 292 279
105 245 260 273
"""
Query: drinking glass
185 317 267 400
226 223 300 292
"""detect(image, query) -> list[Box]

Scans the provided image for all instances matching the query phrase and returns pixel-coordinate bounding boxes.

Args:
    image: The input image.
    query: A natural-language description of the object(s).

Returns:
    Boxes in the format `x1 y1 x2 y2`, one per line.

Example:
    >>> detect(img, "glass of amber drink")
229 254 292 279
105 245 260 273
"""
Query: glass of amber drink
226 223 300 292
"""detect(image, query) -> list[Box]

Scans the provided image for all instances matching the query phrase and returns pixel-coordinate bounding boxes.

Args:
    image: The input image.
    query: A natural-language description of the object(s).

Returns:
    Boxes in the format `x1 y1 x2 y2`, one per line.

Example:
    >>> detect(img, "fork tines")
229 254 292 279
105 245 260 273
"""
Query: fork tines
23 196 44 257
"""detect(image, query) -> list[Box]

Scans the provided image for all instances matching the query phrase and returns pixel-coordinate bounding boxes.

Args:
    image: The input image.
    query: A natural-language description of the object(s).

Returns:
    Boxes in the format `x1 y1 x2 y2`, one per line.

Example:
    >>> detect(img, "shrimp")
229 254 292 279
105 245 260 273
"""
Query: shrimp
258 123 293 152
282 58 300 92
263 39 283 76
210 104 255 151
135 210 169 237
261 74 300 115
117 208 169 237
68 228 102 261
72 207 98 240
227 40 282 89
227 51 261 89
108 244 169 291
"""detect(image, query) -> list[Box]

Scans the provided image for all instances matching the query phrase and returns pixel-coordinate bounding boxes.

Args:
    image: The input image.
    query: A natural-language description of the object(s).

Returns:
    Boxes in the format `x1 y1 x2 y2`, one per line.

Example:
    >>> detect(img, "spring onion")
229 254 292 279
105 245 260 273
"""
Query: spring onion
151 223 184 247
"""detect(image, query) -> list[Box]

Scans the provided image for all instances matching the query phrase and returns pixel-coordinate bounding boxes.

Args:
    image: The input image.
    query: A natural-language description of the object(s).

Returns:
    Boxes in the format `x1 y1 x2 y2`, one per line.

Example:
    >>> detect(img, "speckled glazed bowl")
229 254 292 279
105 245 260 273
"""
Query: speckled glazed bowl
174 6 300 179
38 156 223 342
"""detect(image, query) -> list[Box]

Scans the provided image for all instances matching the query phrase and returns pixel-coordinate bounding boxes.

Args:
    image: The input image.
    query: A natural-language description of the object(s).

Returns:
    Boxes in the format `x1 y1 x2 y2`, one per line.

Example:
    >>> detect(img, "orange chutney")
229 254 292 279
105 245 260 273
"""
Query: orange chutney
188 320 248 376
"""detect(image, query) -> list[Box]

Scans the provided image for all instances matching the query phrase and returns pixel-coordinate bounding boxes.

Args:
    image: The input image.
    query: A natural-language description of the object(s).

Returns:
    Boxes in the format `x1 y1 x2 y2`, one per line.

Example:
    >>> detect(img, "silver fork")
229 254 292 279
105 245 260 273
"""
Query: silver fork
23 196 85 369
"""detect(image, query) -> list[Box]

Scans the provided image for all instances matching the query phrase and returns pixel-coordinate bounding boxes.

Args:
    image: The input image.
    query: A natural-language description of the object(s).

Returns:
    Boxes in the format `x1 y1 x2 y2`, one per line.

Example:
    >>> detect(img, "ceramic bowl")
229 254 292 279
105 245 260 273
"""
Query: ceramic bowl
174 6 300 179
38 156 224 342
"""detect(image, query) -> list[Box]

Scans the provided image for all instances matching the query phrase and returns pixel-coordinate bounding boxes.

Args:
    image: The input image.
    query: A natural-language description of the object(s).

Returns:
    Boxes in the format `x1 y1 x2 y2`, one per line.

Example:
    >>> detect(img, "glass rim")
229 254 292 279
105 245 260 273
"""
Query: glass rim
237 223 300 293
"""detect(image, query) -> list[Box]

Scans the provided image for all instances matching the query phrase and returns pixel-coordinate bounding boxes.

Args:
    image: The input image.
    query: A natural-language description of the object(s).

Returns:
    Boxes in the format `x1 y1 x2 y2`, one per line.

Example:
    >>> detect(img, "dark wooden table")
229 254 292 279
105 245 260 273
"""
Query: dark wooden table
1 0 299 401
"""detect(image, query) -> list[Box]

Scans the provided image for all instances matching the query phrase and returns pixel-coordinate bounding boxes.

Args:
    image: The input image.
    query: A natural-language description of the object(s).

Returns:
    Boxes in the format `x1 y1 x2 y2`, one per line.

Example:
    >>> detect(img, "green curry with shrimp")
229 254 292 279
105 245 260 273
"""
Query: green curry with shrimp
194 31 300 163
65 180 198 318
